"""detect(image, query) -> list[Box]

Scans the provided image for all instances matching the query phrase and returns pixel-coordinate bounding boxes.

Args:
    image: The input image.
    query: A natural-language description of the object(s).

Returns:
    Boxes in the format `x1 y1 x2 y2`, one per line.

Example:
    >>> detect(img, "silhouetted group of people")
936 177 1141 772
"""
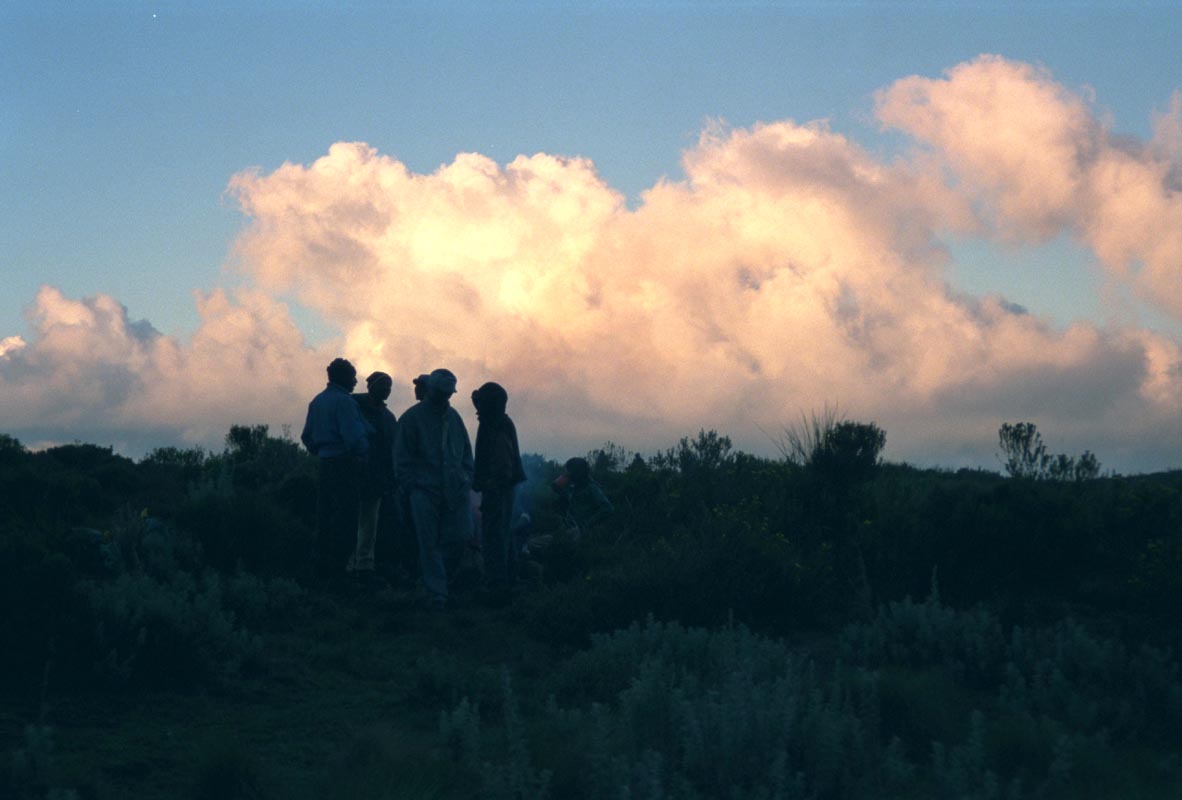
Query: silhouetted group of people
300 358 529 609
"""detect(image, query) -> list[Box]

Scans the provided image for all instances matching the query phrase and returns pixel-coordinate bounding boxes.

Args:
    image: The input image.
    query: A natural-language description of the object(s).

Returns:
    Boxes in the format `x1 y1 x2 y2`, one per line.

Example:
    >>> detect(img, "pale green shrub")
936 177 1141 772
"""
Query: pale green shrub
2 724 78 800
83 570 260 687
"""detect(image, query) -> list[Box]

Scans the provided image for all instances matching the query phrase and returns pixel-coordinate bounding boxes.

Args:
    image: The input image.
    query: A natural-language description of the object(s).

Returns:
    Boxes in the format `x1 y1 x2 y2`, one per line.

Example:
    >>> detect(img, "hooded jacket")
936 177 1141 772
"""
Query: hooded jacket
394 400 474 508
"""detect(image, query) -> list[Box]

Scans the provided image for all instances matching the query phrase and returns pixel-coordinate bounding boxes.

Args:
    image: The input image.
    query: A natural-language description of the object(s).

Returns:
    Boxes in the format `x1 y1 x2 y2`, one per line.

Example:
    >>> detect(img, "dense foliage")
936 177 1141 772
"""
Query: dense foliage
2 422 1181 798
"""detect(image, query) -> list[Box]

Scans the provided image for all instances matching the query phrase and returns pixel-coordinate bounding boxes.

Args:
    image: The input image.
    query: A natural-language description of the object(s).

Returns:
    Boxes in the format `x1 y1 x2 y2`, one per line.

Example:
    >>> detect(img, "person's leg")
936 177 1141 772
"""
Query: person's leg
315 458 336 582
391 490 420 583
324 457 360 586
481 489 512 588
443 498 472 584
352 495 381 573
409 490 447 605
498 489 518 584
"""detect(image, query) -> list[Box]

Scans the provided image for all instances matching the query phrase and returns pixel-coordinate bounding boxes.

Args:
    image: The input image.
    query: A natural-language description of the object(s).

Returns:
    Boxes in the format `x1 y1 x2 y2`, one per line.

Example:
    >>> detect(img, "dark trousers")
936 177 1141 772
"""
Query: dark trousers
383 490 420 581
481 487 516 587
316 456 360 582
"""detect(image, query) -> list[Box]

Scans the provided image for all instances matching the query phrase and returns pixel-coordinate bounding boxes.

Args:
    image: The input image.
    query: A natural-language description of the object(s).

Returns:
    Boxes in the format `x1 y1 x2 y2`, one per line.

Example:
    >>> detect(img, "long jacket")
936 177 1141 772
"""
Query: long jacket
473 414 526 493
394 400 474 508
300 382 370 459
353 393 398 497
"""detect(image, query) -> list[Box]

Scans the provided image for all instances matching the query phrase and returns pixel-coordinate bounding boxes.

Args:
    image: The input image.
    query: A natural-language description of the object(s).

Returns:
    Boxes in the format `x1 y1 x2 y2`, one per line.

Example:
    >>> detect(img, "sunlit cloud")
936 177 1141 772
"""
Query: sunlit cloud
878 55 1182 317
0 286 326 451
4 56 1182 469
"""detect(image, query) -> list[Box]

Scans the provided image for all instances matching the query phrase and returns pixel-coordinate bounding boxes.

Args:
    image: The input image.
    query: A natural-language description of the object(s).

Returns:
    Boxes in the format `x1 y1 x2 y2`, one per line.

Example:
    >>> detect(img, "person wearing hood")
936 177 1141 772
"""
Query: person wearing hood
301 358 370 587
348 371 398 586
472 381 526 592
394 368 474 608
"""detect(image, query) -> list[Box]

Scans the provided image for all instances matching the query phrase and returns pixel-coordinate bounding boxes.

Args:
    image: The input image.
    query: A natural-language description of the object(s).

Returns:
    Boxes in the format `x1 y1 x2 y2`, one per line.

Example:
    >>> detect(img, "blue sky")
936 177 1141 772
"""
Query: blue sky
5 1 1179 336
3 2 1182 469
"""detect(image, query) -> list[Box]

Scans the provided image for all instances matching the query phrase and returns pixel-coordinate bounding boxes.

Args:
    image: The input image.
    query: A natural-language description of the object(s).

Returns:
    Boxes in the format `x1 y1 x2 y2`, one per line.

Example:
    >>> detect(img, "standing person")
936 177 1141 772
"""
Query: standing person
348 371 398 588
300 358 369 590
388 373 432 586
411 373 430 402
394 368 474 609
471 382 526 595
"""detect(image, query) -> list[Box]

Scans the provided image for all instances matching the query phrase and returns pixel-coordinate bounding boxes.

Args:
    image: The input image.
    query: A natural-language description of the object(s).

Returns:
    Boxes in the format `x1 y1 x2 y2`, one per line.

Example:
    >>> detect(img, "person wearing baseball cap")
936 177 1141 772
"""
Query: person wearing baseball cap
394 368 473 609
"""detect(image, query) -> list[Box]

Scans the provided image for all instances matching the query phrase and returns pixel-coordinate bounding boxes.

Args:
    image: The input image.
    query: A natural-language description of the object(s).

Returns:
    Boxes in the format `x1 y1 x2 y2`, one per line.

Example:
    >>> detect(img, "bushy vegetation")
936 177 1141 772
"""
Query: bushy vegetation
445 612 1182 799
2 418 1181 798
0 428 308 694
997 421 1101 481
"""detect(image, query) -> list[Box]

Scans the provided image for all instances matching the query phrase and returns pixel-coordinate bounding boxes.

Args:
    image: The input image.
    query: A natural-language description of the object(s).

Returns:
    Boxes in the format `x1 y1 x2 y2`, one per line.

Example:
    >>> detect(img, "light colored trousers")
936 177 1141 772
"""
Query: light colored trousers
347 496 382 573
408 489 470 602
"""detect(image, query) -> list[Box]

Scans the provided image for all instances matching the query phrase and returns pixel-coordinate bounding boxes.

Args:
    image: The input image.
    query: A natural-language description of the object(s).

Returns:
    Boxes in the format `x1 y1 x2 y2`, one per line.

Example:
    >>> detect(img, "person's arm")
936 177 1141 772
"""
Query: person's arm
338 394 369 458
490 429 516 489
582 483 614 528
460 418 475 488
384 413 399 493
300 403 318 455
394 412 417 490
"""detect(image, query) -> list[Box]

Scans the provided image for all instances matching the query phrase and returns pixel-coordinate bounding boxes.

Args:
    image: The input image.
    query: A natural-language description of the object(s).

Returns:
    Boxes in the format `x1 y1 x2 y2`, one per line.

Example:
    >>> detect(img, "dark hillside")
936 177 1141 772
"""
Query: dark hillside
2 426 1181 799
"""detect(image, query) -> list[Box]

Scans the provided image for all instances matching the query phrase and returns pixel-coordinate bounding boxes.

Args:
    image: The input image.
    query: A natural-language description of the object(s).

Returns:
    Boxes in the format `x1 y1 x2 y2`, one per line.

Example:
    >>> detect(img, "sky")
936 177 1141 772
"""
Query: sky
3 1 1182 473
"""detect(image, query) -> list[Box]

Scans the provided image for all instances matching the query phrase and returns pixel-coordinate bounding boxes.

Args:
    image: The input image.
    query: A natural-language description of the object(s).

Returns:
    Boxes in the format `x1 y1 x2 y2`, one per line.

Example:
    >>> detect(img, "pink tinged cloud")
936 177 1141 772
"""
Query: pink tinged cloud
0 286 326 449
877 54 1182 319
3 56 1182 467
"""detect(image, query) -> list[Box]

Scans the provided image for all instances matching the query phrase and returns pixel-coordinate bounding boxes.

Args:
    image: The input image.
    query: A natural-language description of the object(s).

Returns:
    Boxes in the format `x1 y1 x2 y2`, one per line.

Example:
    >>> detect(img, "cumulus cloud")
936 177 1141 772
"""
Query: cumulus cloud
0 286 326 452
5 55 1182 469
878 54 1182 318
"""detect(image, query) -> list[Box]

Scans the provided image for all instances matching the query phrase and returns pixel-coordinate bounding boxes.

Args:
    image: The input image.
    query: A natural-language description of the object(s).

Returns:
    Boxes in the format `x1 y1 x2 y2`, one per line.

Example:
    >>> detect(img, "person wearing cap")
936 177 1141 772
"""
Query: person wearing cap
394 368 475 608
472 382 526 594
348 371 399 586
387 372 432 587
300 358 371 588
411 373 430 403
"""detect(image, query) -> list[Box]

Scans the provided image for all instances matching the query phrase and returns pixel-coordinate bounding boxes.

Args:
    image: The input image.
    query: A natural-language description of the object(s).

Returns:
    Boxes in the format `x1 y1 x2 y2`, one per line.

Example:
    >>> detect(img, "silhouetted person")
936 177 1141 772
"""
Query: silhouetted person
301 358 369 589
552 456 613 539
412 373 429 402
394 368 474 609
348 371 398 586
387 373 433 585
472 382 526 592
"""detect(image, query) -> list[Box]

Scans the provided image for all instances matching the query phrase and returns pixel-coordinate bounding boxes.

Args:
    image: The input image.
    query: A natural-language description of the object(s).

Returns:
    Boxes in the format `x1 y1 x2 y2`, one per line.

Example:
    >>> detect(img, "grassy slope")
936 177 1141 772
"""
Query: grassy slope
5 590 557 799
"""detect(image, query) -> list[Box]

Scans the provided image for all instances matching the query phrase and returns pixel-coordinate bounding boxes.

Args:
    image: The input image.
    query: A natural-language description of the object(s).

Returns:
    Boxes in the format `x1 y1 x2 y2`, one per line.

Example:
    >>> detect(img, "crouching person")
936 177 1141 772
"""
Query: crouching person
552 457 614 540
394 369 474 609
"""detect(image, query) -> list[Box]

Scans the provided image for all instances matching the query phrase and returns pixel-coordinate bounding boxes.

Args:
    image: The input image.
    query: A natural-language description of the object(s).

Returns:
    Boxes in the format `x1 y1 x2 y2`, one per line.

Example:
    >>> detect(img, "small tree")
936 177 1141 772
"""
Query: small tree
779 409 885 486
998 422 1047 479
811 421 886 486
998 422 1101 480
225 424 270 460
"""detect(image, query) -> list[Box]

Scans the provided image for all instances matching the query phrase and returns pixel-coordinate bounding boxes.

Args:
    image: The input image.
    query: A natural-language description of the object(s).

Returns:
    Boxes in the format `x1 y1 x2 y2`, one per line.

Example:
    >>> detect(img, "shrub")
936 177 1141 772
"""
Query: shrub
459 610 1182 800
453 619 887 800
82 570 261 689
998 422 1101 481
523 512 812 648
2 724 78 800
779 409 886 487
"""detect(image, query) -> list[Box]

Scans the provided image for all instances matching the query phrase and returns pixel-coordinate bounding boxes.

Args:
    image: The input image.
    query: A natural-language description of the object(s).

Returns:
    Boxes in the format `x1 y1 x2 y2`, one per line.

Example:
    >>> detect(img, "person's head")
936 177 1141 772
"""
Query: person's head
471 381 508 421
425 368 458 407
366 371 393 402
326 358 357 390
412 374 430 401
564 457 591 485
